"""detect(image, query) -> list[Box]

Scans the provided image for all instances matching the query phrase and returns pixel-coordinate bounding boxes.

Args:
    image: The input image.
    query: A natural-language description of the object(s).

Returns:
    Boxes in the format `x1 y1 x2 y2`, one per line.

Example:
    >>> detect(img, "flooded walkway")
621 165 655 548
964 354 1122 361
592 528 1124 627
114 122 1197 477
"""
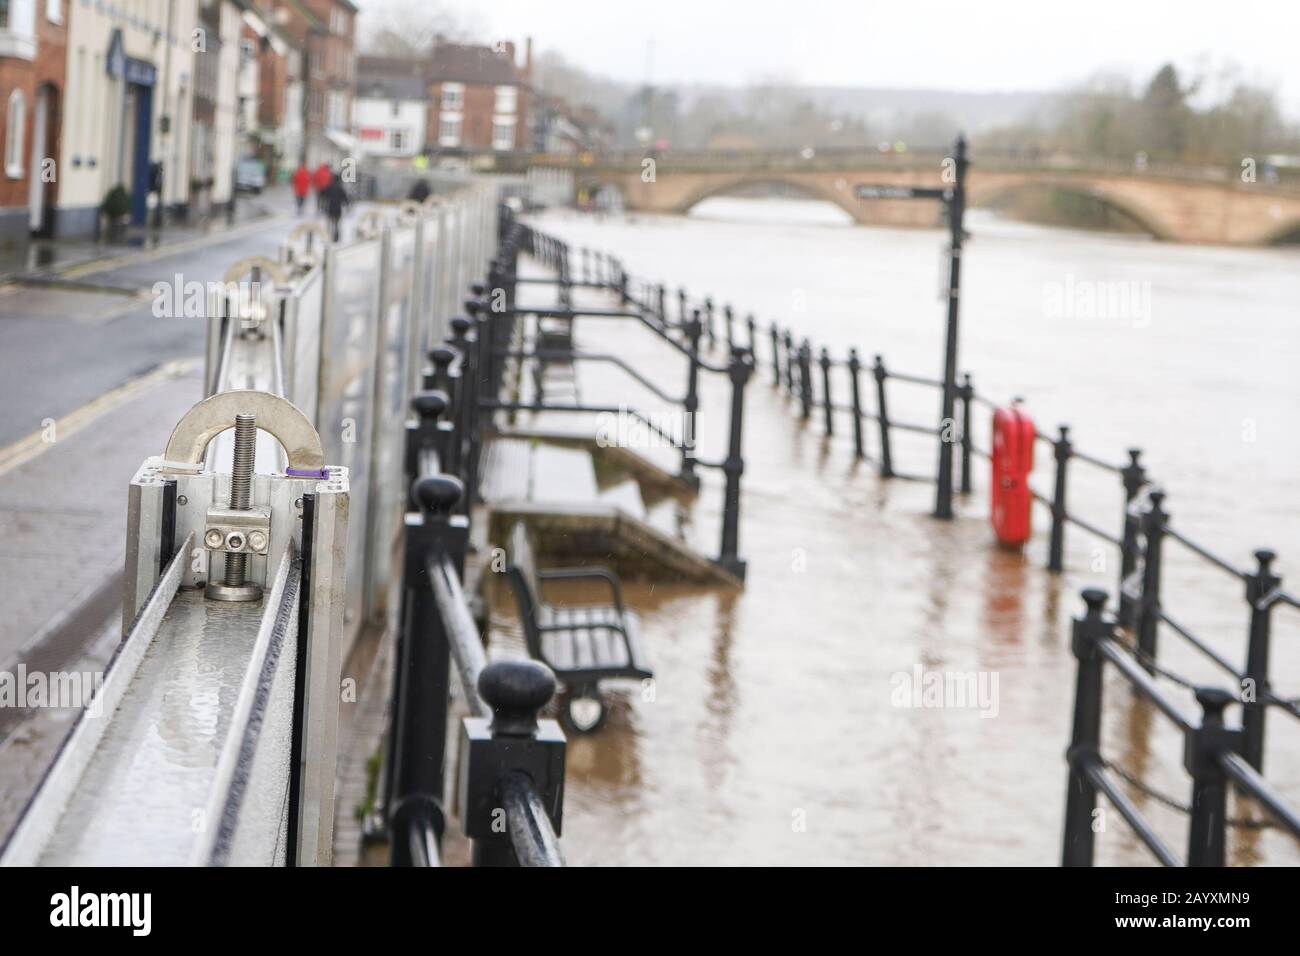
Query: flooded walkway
483 208 1300 866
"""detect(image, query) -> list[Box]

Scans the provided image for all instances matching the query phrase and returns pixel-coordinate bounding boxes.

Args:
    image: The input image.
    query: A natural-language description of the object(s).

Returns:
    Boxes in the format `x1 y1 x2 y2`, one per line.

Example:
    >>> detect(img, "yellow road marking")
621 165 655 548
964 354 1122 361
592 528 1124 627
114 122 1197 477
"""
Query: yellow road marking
0 359 199 479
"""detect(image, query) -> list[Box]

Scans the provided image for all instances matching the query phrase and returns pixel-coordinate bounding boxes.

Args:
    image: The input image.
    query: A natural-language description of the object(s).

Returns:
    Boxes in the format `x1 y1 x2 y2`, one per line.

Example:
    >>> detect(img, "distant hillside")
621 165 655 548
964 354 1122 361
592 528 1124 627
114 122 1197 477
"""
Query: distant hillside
804 87 1058 133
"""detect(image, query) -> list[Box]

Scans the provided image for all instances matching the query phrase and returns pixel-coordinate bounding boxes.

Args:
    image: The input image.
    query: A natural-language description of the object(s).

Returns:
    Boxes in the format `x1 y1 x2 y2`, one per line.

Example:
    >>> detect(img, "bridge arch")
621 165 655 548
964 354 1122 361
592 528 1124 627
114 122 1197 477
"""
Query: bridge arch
1260 217 1300 245
673 175 861 223
968 177 1170 240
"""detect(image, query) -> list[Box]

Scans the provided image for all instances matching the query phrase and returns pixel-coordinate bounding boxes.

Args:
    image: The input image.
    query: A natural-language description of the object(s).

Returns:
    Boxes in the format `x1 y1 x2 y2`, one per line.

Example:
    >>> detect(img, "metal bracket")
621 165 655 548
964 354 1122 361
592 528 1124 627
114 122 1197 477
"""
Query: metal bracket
162 390 326 476
203 505 272 556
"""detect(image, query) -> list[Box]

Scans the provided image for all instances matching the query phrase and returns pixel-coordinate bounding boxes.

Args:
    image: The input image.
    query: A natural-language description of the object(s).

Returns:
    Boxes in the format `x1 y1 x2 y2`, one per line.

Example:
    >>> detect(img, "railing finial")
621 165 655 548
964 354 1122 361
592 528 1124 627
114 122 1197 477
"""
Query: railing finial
479 659 557 738
413 474 463 518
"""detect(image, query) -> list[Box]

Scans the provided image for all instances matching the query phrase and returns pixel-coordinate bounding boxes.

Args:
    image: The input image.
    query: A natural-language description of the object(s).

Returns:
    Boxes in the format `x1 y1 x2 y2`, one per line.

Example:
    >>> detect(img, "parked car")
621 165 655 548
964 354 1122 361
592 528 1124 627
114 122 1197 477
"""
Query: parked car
235 159 267 194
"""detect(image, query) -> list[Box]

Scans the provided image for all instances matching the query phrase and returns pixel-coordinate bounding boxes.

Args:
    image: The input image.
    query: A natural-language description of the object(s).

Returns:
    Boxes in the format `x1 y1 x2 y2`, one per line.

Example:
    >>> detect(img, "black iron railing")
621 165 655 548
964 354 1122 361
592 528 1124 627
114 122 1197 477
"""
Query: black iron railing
582 241 1300 866
1062 589 1300 866
481 211 755 580
381 217 572 868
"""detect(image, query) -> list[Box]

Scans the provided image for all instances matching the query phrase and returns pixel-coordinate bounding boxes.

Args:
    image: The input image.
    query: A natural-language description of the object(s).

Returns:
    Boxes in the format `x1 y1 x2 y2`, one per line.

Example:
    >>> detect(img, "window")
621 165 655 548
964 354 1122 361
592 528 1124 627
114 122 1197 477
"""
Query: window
45 0 60 24
390 99 399 117
6 89 25 178
492 117 515 151
440 83 463 110
390 129 406 151
494 85 516 115
438 114 460 148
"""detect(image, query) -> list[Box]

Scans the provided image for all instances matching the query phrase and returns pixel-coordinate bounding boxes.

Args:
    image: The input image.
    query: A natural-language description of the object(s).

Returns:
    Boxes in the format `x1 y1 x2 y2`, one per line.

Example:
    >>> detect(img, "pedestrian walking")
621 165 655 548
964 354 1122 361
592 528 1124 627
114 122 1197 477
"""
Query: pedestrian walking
312 162 332 213
292 163 310 215
321 173 351 242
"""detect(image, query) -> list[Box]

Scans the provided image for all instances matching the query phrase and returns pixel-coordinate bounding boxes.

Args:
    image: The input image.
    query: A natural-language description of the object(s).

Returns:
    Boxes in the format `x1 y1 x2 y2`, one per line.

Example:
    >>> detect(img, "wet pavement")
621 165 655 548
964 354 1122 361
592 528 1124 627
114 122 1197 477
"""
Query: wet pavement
480 204 1300 865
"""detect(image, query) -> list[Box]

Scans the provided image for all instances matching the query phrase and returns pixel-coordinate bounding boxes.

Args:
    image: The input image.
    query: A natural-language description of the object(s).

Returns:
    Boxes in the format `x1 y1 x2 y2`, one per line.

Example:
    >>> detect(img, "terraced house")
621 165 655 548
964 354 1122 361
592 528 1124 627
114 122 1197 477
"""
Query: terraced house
0 0 350 248
0 0 67 244
254 0 354 166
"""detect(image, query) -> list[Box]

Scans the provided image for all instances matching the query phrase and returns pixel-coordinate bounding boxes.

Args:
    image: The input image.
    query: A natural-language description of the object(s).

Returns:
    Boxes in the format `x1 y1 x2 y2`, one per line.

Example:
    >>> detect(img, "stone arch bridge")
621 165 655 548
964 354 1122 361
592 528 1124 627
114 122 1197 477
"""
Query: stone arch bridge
532 151 1300 245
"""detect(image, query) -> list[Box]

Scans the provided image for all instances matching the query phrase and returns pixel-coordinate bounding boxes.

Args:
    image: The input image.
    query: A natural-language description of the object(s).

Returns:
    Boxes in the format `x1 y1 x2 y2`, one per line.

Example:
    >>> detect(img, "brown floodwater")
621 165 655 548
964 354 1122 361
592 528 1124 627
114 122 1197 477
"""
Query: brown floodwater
486 200 1300 866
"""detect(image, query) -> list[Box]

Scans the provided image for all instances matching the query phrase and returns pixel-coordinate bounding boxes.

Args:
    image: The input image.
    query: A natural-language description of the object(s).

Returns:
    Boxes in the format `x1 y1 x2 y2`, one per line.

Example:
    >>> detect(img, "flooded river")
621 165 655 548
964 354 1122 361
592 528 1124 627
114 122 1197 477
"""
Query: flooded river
491 199 1300 865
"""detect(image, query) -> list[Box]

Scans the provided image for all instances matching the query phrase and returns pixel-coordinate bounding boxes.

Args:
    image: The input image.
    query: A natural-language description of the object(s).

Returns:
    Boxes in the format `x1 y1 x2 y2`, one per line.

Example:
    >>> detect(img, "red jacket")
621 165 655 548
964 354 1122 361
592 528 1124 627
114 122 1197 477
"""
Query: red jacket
292 166 311 197
312 164 332 193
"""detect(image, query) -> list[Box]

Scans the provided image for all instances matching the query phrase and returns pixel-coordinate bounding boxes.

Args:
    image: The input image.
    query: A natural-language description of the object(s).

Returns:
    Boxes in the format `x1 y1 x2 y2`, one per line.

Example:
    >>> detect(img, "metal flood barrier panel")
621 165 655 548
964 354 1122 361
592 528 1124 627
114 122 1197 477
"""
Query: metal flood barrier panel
366 224 417 621
0 182 499 867
320 238 383 636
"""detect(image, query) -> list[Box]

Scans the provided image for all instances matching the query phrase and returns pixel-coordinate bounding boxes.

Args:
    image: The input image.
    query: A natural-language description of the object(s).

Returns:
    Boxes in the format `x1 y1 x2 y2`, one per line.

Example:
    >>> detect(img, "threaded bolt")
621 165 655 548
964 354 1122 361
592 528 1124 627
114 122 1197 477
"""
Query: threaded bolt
224 413 256 588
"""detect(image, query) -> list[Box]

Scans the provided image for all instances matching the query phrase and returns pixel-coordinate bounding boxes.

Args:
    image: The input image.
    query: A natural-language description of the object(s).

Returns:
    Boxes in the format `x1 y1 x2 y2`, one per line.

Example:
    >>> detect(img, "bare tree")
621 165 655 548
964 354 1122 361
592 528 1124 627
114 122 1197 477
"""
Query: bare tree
358 0 483 57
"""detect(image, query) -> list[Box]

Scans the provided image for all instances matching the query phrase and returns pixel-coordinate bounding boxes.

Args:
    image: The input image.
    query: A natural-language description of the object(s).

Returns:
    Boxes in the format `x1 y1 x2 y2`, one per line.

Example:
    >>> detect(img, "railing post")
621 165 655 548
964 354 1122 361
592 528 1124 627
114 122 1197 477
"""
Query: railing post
872 354 894 478
389 474 467 866
717 346 753 580
704 297 716 350
679 314 703 489
1117 449 1146 627
657 284 667 327
723 304 735 349
678 287 688 327
819 347 833 436
405 391 450 493
746 314 756 355
449 316 479 512
797 339 813 420
959 373 973 495
1242 549 1280 772
1136 489 1168 673
783 330 796 391
1047 425 1072 572
769 322 781 385
460 660 566 867
847 349 866 459
425 345 457 398
1185 687 1237 867
1062 588 1108 867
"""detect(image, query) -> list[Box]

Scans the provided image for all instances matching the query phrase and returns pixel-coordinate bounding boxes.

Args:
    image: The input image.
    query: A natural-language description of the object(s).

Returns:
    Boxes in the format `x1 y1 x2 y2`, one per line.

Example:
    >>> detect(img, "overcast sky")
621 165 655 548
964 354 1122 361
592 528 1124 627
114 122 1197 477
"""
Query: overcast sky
358 0 1300 112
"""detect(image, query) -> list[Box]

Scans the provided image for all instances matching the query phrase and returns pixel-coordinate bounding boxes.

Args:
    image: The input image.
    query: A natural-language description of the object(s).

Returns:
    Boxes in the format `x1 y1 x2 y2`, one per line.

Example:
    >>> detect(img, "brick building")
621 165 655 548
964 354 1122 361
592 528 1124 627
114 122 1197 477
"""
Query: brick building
255 0 355 166
427 38 530 154
0 0 68 245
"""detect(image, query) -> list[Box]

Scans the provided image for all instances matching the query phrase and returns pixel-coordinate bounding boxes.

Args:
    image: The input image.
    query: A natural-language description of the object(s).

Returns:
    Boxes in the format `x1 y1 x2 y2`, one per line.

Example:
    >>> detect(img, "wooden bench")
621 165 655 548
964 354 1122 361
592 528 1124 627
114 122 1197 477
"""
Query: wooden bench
505 522 652 732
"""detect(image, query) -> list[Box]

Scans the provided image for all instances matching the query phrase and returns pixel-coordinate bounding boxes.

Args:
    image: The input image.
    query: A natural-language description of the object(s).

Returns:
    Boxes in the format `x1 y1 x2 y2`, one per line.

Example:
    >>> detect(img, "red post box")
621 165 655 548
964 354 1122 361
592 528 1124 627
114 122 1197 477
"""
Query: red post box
991 404 1035 547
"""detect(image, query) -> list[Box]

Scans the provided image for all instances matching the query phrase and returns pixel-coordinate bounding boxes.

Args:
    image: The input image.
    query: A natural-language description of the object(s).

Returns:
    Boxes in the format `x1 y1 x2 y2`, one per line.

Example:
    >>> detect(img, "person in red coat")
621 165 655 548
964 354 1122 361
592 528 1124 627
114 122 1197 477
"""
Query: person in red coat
312 163 332 212
291 163 311 214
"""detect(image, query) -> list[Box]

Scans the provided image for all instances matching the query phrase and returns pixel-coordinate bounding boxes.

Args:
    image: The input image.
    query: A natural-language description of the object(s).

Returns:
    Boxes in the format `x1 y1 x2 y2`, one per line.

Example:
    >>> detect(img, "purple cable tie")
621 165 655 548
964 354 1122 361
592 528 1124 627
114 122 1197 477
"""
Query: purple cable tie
286 466 329 479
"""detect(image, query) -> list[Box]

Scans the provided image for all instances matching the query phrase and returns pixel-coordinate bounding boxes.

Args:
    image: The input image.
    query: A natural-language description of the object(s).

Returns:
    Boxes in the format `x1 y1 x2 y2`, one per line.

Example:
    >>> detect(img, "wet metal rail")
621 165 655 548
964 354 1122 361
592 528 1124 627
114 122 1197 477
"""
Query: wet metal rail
555 218 1300 867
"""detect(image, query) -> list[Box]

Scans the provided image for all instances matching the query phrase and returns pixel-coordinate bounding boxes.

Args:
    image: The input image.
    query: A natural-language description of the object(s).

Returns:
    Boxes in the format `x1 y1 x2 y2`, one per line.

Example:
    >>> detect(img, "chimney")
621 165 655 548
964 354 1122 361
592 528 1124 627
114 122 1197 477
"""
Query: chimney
524 36 533 78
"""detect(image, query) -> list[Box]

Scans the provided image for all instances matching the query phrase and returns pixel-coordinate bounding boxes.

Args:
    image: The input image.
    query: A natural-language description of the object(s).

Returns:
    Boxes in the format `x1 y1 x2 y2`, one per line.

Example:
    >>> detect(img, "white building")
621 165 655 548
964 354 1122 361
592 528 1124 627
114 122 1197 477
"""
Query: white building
351 55 426 158
55 0 199 236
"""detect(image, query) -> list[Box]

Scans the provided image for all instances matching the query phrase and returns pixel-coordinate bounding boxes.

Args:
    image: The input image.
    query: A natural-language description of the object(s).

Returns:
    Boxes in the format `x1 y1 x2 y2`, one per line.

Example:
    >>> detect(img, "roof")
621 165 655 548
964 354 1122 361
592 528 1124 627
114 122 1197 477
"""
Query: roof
428 42 520 86
356 55 429 101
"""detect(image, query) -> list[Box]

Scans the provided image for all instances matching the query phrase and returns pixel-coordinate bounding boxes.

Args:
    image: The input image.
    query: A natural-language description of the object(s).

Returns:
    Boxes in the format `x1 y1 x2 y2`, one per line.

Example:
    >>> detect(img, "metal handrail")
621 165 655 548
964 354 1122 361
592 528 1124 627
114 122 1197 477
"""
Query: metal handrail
1219 752 1300 840
1079 755 1182 867
501 771 565 867
1164 526 1249 581
1097 633 1195 732
500 347 686 405
428 551 488 718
